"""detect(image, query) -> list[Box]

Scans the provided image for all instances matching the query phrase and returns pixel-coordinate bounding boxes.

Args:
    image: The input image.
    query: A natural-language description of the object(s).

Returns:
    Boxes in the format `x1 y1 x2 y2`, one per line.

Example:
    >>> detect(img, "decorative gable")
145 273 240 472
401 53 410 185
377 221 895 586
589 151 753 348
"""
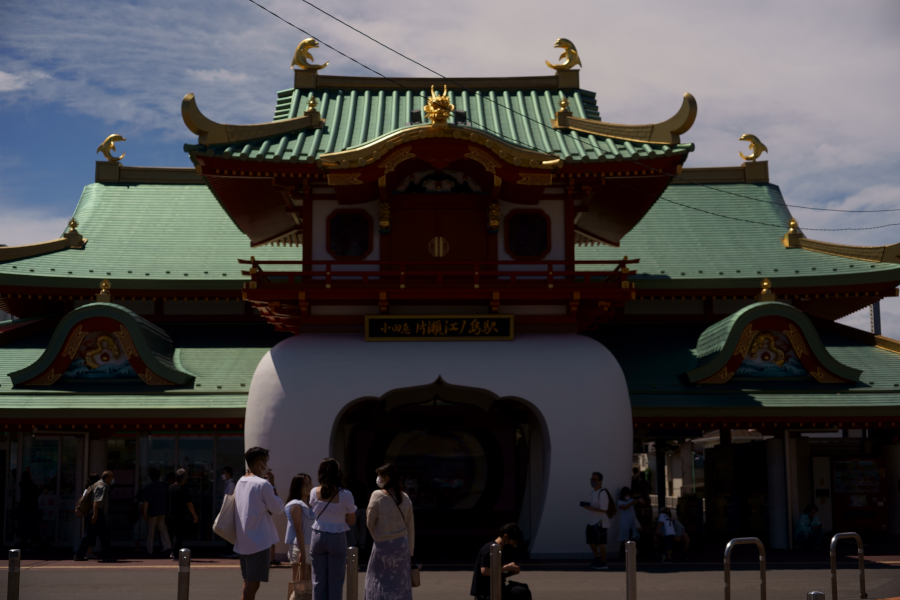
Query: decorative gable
685 302 862 385
9 303 194 387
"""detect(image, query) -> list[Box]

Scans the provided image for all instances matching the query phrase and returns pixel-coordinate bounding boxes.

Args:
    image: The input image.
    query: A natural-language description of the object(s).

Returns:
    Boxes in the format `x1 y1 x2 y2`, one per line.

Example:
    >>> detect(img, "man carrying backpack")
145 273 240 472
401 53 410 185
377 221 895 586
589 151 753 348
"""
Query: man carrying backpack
74 470 115 562
582 471 615 571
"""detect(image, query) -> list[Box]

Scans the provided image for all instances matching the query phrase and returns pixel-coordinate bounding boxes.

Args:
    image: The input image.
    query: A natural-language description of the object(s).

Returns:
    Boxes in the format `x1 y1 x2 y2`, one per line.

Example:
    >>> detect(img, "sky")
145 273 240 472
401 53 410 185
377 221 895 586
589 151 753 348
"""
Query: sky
1 0 898 335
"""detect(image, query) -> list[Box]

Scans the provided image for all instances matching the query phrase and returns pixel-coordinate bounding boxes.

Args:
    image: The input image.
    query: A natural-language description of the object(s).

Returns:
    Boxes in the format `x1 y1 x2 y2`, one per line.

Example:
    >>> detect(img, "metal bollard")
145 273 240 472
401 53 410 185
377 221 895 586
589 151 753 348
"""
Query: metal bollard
177 548 190 600
625 541 637 600
346 546 359 600
7 549 21 600
808 593 825 600
490 543 502 600
830 533 867 600
724 537 766 600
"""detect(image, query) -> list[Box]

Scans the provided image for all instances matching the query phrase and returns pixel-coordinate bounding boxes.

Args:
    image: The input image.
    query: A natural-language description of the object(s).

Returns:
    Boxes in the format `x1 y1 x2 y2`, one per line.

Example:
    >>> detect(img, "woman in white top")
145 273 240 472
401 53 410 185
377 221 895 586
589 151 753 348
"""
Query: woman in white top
616 486 642 557
309 459 357 600
285 473 315 582
365 463 414 600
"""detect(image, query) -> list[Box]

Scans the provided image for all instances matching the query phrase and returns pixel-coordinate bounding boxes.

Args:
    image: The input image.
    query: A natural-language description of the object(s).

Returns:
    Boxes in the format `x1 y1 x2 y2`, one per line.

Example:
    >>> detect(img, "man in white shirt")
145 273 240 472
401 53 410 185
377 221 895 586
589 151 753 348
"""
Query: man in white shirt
233 447 284 600
583 471 610 570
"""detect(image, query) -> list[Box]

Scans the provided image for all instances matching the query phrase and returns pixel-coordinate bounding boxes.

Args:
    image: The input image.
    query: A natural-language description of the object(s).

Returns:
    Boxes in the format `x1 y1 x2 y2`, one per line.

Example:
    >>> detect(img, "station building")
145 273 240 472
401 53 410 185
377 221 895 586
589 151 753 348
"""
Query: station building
1 41 899 557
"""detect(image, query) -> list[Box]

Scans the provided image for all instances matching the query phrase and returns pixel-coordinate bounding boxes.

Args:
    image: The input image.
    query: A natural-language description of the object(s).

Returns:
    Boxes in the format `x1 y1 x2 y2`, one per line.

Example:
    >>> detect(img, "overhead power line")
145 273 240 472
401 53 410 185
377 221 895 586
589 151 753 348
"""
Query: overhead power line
244 0 900 229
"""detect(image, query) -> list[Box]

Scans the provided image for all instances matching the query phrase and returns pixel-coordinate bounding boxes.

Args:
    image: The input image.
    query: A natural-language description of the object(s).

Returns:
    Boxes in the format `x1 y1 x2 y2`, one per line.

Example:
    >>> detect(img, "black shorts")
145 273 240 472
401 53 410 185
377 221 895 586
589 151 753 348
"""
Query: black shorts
663 535 675 551
586 523 607 545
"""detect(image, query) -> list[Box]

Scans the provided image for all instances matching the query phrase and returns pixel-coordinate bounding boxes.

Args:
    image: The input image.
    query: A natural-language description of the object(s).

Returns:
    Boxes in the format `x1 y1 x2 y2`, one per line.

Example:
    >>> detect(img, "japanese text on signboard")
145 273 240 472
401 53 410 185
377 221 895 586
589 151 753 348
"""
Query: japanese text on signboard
365 315 513 341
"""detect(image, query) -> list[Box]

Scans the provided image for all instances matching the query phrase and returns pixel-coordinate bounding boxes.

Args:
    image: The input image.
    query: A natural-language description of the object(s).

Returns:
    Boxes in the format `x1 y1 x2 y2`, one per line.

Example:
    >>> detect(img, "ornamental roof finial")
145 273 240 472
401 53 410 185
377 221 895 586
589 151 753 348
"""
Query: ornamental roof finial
545 38 582 71
757 278 776 301
423 85 454 129
96 279 112 302
292 38 328 71
97 134 126 163
739 134 768 163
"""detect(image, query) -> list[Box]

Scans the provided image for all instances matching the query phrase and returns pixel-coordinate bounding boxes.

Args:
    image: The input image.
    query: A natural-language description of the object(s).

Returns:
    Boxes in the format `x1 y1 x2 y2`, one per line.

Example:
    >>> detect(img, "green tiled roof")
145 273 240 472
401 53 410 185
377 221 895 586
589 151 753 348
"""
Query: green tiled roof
576 183 900 289
589 324 900 413
0 183 299 290
0 323 288 412
187 87 693 164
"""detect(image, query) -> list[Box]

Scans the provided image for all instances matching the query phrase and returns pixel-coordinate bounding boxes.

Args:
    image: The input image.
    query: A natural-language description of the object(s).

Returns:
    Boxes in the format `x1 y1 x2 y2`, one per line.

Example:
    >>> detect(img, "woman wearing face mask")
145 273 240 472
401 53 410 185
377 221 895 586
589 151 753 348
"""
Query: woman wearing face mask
285 473 314 582
309 458 357 600
365 463 414 600
617 486 642 557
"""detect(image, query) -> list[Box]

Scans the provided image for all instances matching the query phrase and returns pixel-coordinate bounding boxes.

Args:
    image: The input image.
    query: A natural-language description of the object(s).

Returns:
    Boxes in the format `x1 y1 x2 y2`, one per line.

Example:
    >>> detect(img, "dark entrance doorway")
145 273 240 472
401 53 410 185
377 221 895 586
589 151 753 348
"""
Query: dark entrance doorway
336 379 540 557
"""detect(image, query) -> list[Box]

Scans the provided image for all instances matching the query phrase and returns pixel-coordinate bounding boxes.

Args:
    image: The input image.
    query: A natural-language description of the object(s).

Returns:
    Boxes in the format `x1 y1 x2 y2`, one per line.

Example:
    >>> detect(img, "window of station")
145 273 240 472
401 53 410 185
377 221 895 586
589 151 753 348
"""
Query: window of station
505 210 550 259
327 210 373 259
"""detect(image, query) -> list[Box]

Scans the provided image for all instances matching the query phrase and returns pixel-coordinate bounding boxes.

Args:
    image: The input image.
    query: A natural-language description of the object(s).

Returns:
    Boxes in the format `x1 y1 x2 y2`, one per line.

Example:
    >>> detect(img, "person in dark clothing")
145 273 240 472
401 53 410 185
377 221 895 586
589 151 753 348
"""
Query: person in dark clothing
74 471 116 562
143 467 172 556
16 470 42 550
167 468 199 560
471 523 531 600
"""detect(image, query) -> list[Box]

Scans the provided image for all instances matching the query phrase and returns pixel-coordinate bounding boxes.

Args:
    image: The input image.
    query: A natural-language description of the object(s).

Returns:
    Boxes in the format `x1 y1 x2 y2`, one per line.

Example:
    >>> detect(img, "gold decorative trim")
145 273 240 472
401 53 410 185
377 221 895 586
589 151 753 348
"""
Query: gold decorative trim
138 368 174 386
114 325 138 359
378 147 416 175
733 324 757 358
783 323 809 359
517 173 553 186
182 93 324 146
28 369 61 386
63 325 89 359
326 173 363 186
797 238 900 264
465 146 500 174
810 367 845 384
554 93 697 145
699 367 734 384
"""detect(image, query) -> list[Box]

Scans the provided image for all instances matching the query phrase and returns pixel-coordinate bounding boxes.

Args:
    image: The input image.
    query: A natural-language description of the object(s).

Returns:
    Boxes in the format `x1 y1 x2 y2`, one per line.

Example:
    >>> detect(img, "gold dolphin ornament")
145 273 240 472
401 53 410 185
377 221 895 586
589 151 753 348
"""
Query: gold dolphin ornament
97 134 126 163
292 38 328 71
546 38 582 71
739 133 768 162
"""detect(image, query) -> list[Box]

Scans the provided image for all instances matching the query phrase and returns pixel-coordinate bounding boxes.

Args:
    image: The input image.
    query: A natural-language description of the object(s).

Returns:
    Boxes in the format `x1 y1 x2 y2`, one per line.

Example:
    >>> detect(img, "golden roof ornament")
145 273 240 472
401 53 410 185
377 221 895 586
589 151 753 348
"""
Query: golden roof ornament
739 134 768 162
97 134 126 163
67 219 79 233
292 38 328 71
96 279 112 302
307 97 318 111
783 218 802 248
423 85 454 129
545 38 582 71
788 219 798 234
757 277 776 301
559 97 570 110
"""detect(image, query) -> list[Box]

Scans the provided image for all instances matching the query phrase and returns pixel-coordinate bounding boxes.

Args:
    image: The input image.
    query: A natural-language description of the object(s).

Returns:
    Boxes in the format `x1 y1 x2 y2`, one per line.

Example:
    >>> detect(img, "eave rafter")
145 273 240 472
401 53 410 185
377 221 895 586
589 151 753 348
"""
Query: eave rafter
554 93 697 145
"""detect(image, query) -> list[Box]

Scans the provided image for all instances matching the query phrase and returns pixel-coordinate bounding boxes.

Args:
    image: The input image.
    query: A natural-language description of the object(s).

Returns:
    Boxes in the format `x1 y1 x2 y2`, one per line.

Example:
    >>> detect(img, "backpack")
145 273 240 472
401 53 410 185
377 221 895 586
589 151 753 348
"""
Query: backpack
602 489 617 519
74 483 97 518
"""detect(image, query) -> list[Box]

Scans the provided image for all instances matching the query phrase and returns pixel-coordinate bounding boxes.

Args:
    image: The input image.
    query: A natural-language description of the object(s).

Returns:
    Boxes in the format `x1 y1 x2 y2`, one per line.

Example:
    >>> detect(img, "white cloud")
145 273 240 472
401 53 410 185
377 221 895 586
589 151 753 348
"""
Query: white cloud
0 207 71 247
0 70 49 93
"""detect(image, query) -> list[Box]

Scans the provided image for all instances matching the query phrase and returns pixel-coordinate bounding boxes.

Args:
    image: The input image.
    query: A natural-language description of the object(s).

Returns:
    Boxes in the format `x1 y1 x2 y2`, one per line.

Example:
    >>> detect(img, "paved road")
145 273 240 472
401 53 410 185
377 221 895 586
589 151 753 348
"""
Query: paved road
3 560 899 600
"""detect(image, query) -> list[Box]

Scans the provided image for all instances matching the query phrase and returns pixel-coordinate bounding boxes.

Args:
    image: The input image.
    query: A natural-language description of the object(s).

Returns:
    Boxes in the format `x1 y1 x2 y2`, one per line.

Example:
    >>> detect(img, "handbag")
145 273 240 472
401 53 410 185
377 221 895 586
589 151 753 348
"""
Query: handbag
212 493 237 544
288 565 312 600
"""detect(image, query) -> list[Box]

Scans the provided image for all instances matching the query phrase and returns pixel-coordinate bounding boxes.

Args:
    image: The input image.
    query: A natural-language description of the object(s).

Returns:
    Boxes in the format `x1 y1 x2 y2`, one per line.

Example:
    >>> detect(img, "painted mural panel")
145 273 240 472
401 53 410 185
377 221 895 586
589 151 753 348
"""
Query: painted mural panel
735 330 807 378
62 330 138 379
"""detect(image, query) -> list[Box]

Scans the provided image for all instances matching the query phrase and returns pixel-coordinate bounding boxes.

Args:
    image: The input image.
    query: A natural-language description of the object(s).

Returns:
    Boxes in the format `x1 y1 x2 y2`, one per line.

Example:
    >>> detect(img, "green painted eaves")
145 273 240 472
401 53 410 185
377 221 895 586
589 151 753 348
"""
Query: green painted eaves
186 86 693 164
0 183 299 289
575 183 900 289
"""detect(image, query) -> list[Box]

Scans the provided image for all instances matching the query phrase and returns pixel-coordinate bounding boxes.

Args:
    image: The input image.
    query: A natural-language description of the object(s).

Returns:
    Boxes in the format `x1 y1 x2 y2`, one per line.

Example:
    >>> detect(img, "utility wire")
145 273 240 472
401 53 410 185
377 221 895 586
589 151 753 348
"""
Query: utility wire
245 0 900 228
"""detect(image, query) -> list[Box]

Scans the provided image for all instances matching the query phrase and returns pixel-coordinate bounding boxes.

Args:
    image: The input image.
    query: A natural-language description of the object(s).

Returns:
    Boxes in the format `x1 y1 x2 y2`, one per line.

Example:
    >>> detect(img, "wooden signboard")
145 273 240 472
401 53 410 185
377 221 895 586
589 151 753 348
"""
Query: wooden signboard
365 315 514 342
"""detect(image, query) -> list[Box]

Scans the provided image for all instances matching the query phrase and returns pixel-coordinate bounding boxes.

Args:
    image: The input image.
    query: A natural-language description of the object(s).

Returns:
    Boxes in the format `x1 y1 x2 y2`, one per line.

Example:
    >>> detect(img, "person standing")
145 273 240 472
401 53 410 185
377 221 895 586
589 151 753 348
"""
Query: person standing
310 458 357 600
794 503 824 549
617 487 642 557
365 463 414 600
470 523 530 600
234 447 284 600
583 471 609 570
285 473 315 583
74 470 115 562
143 468 172 556
167 469 199 561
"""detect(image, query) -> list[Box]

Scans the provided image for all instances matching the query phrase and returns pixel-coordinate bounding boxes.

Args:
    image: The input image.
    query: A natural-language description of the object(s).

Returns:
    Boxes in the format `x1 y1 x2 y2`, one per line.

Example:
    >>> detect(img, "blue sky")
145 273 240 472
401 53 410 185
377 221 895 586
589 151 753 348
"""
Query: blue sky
1 0 899 334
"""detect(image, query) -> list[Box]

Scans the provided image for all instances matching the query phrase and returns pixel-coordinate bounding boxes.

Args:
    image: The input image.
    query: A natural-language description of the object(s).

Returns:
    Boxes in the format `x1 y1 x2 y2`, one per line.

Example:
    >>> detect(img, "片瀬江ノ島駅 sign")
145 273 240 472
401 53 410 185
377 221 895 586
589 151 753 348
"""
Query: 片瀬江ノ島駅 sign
365 315 513 341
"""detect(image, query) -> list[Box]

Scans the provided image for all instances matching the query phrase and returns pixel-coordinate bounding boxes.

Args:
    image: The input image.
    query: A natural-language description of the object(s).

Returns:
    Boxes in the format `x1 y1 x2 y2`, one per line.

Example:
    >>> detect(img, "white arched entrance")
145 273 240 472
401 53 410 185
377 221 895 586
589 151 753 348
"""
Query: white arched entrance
245 333 632 558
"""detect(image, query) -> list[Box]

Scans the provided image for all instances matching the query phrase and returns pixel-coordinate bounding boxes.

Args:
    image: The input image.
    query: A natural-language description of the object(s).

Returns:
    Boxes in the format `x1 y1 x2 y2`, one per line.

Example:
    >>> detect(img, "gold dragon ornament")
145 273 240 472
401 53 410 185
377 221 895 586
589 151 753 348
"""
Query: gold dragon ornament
545 38 582 71
748 333 786 367
84 335 121 369
423 85 454 129
97 134 126 162
291 38 328 70
739 134 768 162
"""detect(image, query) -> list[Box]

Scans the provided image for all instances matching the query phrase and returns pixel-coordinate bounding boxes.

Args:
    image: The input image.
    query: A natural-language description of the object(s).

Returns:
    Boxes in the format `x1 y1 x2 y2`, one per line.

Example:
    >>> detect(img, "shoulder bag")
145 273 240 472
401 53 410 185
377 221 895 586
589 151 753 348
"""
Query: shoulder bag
213 491 237 544
389 493 420 588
